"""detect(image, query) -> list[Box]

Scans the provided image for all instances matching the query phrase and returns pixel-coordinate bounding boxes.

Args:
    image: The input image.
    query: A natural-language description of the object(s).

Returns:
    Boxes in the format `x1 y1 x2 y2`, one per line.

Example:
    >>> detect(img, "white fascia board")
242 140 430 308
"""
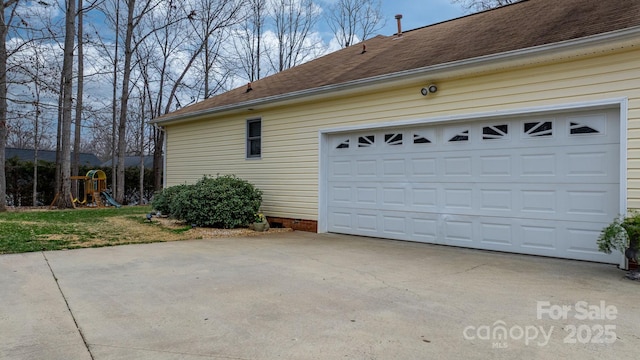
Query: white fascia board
151 25 640 127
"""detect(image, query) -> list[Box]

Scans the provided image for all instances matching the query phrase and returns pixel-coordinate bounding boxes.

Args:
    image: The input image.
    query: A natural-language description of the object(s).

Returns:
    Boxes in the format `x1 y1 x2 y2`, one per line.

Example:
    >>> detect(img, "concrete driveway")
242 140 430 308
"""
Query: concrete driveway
1 231 638 359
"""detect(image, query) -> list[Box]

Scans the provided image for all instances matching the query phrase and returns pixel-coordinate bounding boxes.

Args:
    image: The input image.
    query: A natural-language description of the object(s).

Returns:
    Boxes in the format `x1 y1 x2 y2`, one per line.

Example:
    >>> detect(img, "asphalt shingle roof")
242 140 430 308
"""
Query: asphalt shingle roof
5 148 102 167
100 156 154 169
160 0 640 120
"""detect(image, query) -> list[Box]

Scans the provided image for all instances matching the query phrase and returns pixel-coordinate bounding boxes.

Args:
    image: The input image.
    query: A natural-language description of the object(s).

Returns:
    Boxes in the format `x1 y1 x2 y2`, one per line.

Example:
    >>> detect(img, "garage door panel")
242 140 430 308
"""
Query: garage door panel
479 155 513 177
563 222 614 259
564 145 619 179
326 109 621 263
381 215 408 235
443 217 474 244
411 217 439 243
519 223 557 251
410 157 438 177
330 159 353 178
355 186 377 205
356 159 377 177
443 156 473 177
410 187 439 209
443 188 474 209
479 222 513 246
519 153 557 177
329 185 353 204
520 189 557 214
355 213 378 232
382 186 407 207
565 190 611 216
382 158 407 177
479 189 513 212
328 210 353 231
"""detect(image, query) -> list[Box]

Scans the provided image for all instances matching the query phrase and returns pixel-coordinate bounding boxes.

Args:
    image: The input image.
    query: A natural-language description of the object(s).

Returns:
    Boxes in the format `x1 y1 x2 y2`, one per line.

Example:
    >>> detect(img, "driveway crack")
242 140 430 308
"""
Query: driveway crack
42 252 95 360
451 263 486 275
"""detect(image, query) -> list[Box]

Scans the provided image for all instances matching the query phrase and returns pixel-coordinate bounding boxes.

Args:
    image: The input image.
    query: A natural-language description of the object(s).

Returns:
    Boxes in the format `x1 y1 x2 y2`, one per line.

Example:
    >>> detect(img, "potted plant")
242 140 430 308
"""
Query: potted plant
598 213 639 269
252 213 269 232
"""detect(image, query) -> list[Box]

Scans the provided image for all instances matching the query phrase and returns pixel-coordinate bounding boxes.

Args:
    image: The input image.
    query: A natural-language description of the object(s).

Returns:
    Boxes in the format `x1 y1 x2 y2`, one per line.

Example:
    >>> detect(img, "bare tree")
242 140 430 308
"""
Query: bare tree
233 0 267 82
56 0 77 208
137 0 243 192
94 0 122 199
137 85 146 204
0 0 20 211
192 0 244 98
326 0 384 48
452 0 520 12
73 0 85 184
114 0 170 204
269 0 323 72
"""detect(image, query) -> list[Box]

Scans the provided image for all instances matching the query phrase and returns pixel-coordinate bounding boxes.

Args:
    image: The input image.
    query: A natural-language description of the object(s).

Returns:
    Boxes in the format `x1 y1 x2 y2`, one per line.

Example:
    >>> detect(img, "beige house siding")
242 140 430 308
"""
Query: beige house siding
165 47 640 221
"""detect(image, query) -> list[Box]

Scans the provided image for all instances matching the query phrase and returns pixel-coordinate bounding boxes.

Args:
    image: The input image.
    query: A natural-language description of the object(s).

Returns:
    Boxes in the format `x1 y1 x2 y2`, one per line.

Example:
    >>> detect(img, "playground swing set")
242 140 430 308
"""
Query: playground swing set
51 170 121 208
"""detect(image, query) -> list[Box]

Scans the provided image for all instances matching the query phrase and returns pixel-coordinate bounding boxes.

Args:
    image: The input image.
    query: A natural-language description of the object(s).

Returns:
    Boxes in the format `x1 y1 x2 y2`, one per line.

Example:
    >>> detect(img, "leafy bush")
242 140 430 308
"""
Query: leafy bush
151 184 187 215
598 212 640 254
168 175 263 228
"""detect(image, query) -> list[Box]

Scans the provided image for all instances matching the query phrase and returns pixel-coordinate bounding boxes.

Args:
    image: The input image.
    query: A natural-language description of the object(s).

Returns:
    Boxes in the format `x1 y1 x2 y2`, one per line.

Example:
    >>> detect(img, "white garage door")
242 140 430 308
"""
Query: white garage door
326 109 621 263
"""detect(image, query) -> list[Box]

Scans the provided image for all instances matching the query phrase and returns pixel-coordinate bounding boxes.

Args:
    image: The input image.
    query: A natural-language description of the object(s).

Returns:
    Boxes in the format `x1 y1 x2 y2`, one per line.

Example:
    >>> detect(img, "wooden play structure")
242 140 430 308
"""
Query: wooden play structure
73 169 107 207
52 170 121 208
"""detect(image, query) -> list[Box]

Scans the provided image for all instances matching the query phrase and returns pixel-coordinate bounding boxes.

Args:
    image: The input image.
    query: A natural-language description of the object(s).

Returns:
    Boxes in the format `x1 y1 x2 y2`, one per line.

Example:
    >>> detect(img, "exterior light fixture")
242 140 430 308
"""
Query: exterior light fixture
421 84 438 96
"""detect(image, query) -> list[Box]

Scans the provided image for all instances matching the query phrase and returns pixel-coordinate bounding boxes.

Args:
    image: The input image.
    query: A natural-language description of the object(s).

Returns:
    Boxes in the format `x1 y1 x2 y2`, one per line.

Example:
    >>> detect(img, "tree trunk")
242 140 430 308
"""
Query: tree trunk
73 0 84 184
111 0 120 198
139 93 145 204
55 75 64 195
33 120 38 206
0 8 8 211
204 39 209 98
72 0 84 203
0 2 18 211
56 0 76 209
116 0 136 205
33 77 41 206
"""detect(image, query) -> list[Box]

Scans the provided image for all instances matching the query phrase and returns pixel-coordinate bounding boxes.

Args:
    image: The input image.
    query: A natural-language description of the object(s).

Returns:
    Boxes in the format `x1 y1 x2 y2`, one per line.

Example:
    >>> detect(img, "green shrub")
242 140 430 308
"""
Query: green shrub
169 175 262 228
151 184 187 215
598 212 640 254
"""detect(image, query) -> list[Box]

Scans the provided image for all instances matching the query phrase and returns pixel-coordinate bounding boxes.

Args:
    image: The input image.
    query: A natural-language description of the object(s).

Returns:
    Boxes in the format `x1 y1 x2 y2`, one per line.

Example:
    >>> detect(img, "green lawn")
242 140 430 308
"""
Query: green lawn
0 206 194 254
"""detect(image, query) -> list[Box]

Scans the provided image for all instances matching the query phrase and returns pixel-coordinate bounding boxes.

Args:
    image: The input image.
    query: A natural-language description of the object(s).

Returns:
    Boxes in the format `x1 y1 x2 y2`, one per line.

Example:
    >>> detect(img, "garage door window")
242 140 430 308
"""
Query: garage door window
413 134 432 144
448 130 469 142
524 121 553 137
385 133 403 145
358 135 375 147
483 124 508 140
570 122 600 135
336 139 350 149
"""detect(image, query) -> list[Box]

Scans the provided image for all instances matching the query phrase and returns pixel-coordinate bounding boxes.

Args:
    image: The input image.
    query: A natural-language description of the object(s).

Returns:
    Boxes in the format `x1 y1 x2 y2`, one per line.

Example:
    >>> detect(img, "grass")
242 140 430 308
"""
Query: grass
0 206 198 254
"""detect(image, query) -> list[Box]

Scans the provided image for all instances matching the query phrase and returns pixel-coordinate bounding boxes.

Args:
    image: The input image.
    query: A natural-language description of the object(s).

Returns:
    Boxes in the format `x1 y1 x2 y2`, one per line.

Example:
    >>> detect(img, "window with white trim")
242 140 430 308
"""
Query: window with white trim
246 119 261 158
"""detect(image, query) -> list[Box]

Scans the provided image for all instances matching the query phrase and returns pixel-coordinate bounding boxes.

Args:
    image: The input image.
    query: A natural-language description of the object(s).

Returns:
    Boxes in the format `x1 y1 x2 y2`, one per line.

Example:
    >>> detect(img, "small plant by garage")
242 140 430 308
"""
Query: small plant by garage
598 213 640 263
152 175 263 229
